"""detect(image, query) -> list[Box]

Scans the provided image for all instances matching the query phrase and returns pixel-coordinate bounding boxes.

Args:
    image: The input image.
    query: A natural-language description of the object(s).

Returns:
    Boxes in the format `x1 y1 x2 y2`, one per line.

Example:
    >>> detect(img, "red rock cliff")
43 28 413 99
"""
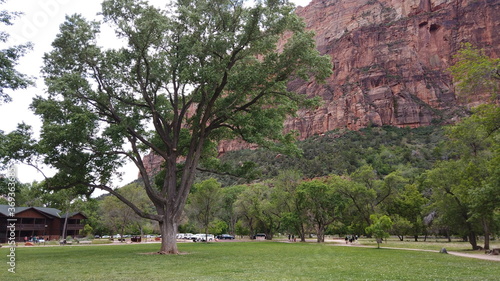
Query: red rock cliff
288 0 499 139
141 0 500 177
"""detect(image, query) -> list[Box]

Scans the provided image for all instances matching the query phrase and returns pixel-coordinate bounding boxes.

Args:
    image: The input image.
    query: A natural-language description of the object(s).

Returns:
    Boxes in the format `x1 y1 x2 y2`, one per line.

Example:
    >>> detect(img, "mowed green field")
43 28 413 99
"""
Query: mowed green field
0 241 498 280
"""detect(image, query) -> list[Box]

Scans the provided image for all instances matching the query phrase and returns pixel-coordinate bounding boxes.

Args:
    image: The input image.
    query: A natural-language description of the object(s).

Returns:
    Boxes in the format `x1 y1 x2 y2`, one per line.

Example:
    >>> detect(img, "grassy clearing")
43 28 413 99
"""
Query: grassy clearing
1 241 499 280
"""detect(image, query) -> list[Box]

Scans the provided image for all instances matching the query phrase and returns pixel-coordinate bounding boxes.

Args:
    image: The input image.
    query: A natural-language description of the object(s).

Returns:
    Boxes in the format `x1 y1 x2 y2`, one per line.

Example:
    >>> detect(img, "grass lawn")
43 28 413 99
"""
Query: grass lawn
1 241 499 280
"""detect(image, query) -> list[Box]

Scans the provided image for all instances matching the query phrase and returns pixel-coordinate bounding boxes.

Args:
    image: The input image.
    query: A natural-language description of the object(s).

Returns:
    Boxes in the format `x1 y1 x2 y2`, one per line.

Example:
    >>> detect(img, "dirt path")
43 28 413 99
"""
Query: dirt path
329 240 500 262
446 251 500 262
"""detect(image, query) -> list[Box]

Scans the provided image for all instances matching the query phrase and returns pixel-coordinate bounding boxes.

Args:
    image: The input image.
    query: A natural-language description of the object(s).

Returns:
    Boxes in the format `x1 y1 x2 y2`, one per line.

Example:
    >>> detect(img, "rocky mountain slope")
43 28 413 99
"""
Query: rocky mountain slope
142 0 499 176
286 0 499 140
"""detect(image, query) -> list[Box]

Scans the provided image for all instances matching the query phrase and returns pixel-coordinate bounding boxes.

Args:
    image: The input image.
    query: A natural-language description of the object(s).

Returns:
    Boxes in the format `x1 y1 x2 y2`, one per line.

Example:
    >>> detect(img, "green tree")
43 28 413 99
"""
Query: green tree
186 178 223 241
208 219 227 236
0 0 33 103
235 184 279 239
389 215 413 241
297 179 345 242
427 105 500 250
100 195 131 240
424 160 481 249
365 214 393 248
22 0 331 254
219 185 245 235
99 183 153 240
82 224 93 237
335 165 391 229
73 197 107 237
448 43 500 101
385 183 427 241
271 170 307 241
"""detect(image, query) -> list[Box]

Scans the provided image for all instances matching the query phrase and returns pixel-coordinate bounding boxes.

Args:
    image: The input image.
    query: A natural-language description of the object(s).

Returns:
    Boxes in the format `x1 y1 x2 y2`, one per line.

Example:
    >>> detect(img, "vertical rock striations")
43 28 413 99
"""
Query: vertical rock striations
288 0 499 139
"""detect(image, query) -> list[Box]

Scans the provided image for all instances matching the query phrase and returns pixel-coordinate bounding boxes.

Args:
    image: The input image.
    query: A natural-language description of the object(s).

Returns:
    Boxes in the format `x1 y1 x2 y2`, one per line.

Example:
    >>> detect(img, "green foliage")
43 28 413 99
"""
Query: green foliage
83 224 94 237
234 183 280 238
99 183 154 236
8 0 331 254
74 198 107 236
218 126 443 182
297 179 345 242
235 220 249 236
365 214 393 248
208 219 228 235
218 184 246 235
0 123 36 171
390 215 413 240
0 0 33 104
424 104 500 249
271 170 307 239
385 184 427 240
448 43 500 101
186 178 224 235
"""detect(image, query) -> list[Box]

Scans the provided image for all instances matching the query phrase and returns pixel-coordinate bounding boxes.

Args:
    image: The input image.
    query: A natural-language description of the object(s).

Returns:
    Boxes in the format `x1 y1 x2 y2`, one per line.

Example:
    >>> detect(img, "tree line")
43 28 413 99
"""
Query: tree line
187 102 500 250
194 103 500 250
6 104 496 250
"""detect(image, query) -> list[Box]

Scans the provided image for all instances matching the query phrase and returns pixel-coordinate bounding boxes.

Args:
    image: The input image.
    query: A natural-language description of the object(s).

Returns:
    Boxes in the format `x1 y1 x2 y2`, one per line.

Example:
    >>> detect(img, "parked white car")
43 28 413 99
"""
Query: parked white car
192 233 215 242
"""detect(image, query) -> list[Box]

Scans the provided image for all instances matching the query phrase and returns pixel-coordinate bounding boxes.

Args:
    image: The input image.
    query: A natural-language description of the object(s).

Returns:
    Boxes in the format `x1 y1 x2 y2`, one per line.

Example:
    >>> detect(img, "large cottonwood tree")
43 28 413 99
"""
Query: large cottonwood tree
30 0 331 254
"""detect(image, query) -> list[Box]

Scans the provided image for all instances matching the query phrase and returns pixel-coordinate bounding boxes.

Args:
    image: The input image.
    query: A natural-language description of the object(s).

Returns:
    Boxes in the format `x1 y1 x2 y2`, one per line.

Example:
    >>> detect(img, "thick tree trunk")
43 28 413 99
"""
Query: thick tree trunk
468 231 479 250
300 223 306 242
158 218 178 254
483 220 490 250
317 225 325 243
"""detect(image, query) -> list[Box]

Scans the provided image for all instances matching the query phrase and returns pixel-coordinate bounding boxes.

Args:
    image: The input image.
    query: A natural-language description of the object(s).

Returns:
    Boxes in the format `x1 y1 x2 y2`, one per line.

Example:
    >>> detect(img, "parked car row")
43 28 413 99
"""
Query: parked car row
176 233 235 241
94 233 235 241
96 234 159 239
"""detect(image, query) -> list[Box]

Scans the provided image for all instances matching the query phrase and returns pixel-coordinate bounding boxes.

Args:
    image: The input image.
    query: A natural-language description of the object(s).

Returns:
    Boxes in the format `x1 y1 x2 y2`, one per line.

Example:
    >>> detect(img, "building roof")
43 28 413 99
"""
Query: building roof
0 205 86 219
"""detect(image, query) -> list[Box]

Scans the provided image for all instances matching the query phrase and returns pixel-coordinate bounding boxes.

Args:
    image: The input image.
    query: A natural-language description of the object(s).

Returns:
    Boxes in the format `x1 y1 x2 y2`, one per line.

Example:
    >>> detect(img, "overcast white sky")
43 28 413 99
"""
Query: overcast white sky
0 0 312 190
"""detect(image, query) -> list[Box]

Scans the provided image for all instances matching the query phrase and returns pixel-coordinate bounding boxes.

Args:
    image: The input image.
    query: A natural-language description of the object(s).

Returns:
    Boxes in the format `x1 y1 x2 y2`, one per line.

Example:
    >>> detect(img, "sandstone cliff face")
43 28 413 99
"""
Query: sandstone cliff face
288 0 500 139
141 0 499 177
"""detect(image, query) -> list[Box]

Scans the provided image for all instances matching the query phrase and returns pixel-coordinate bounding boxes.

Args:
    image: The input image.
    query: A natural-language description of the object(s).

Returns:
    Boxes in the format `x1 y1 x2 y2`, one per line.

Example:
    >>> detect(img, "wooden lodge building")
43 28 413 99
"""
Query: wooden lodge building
0 205 86 243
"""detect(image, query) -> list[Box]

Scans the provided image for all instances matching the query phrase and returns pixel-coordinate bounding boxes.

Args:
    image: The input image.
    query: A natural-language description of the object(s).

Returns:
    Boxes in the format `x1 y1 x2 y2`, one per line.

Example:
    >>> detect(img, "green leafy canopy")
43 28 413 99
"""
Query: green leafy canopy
11 0 332 253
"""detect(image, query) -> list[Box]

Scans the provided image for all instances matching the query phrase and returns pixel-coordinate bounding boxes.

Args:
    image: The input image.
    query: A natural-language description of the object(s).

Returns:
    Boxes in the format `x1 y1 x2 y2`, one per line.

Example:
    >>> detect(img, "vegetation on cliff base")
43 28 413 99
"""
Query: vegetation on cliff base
449 42 500 101
212 125 444 184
